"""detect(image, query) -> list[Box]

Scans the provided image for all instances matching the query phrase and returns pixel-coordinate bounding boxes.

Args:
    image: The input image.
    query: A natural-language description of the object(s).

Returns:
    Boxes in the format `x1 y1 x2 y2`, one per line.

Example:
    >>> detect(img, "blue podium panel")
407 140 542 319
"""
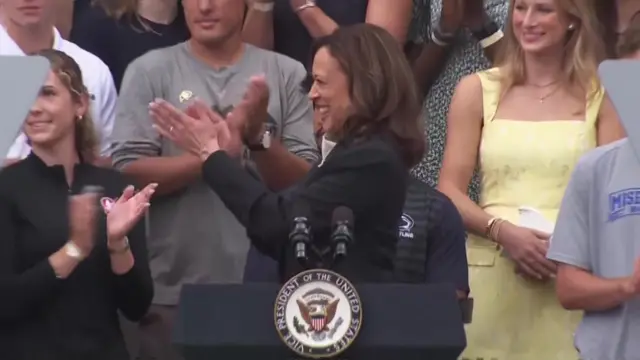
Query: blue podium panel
174 283 466 360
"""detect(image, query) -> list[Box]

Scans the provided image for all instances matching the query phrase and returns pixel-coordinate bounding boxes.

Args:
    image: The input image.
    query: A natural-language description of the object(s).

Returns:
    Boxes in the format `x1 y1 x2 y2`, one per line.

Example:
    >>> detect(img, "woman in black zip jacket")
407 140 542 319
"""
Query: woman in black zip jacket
0 49 157 360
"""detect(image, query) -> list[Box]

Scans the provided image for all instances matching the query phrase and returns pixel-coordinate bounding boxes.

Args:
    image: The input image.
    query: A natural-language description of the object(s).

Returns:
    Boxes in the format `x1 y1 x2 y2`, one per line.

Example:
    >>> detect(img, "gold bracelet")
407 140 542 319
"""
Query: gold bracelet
490 219 505 243
486 217 505 243
485 217 499 238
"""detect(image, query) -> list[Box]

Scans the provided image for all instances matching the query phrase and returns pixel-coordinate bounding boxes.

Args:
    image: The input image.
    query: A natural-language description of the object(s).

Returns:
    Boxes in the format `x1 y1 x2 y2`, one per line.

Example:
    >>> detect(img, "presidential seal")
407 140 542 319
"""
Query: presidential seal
274 269 363 359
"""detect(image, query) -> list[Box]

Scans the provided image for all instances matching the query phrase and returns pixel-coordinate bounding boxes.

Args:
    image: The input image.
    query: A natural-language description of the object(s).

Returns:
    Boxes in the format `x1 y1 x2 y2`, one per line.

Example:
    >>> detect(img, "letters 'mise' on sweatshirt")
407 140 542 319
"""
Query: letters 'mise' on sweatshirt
111 42 319 305
549 138 640 360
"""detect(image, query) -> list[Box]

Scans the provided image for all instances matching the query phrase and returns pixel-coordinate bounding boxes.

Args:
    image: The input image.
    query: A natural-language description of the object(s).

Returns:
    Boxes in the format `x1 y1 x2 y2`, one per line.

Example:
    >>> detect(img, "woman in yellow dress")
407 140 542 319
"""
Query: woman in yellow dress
437 0 626 359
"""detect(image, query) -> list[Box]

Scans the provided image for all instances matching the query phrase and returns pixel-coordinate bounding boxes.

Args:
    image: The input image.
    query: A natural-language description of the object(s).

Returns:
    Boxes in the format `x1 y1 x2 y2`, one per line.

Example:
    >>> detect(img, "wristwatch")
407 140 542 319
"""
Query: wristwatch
470 20 504 49
246 129 272 151
108 237 131 255
470 19 500 41
64 241 85 260
431 24 456 47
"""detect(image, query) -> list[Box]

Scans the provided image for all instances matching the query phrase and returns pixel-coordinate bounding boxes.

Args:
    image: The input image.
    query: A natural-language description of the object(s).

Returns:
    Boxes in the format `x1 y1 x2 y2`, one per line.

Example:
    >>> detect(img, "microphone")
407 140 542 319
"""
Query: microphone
289 202 312 267
331 206 354 262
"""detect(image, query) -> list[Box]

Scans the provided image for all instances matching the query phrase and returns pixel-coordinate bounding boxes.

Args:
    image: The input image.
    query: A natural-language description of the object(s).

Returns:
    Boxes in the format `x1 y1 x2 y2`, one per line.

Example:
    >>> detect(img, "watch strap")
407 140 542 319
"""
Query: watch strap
431 24 456 47
108 237 130 255
471 20 500 41
247 143 267 151
245 129 272 151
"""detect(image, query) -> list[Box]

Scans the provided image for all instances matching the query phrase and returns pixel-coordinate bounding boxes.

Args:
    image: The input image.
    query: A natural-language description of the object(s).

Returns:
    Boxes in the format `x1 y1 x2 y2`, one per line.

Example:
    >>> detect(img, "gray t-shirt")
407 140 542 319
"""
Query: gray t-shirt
111 42 319 305
548 138 640 360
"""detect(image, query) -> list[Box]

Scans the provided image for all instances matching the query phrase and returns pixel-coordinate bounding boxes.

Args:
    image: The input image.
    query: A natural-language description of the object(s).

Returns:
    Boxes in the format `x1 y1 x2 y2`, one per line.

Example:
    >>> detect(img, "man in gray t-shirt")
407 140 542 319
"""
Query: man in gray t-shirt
548 138 640 360
110 1 319 358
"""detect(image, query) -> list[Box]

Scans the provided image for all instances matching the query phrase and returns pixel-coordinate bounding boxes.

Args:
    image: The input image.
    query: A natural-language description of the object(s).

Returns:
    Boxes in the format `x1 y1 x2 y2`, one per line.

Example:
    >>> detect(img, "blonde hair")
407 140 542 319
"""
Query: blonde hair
34 49 99 164
496 0 607 101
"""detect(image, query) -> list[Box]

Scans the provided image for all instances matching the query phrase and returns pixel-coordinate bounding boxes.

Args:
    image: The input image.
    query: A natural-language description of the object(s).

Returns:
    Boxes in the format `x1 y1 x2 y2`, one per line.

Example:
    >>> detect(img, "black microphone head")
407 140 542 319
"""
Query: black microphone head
332 206 354 227
292 201 312 222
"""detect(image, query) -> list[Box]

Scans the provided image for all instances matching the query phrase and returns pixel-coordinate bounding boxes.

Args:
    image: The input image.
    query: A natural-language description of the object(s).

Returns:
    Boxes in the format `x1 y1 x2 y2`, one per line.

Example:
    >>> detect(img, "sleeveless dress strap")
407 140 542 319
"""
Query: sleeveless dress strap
476 68 502 126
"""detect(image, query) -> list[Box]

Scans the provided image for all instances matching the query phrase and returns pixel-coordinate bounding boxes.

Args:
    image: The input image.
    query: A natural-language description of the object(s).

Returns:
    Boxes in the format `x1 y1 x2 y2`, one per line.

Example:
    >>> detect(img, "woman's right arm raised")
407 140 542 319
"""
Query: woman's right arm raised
437 74 492 236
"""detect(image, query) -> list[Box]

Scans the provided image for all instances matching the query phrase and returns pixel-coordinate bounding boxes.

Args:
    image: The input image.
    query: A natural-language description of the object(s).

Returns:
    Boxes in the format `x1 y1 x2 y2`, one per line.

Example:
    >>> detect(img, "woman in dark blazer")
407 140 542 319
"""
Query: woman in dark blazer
150 24 424 282
0 49 156 359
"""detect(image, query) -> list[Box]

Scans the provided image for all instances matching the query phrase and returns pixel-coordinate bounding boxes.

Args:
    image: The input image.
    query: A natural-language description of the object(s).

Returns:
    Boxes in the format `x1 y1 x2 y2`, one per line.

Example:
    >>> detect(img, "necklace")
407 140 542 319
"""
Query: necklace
537 85 560 103
526 79 560 88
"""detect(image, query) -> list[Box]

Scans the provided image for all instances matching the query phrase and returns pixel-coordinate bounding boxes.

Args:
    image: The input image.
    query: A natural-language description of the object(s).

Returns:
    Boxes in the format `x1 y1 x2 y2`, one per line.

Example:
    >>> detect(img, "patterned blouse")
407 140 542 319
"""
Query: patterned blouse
410 0 510 201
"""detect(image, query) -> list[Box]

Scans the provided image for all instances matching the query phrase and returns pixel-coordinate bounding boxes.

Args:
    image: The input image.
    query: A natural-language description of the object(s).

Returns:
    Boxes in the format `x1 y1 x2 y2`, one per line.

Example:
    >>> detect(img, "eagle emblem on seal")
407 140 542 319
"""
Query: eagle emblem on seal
293 288 343 341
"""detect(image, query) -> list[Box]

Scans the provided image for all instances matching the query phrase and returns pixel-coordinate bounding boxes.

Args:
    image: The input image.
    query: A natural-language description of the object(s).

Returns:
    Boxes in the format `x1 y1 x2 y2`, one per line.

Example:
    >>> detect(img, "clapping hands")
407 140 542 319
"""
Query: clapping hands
67 183 157 256
106 184 157 244
440 0 488 34
149 76 271 159
150 99 233 160
68 191 100 255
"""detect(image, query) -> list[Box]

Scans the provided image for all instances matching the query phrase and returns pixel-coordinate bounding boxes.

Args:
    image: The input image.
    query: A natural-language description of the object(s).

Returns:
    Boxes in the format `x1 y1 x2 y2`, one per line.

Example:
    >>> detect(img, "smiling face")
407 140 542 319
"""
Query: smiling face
512 0 572 55
182 0 244 46
308 47 353 137
24 70 88 151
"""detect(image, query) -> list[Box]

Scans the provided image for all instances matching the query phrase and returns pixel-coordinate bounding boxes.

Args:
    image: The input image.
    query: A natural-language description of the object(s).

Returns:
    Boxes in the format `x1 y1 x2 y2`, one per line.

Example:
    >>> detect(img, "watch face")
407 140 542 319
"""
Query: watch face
263 132 272 148
66 243 82 258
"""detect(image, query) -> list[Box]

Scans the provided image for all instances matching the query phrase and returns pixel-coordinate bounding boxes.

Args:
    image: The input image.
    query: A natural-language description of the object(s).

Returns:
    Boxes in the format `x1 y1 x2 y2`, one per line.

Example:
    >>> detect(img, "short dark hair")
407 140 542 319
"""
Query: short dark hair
593 0 619 58
310 24 425 168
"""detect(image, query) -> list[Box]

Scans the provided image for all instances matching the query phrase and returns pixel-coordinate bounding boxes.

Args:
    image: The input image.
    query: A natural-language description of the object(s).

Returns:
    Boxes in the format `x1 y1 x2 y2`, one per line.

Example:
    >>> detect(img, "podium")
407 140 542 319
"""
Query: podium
173 283 466 360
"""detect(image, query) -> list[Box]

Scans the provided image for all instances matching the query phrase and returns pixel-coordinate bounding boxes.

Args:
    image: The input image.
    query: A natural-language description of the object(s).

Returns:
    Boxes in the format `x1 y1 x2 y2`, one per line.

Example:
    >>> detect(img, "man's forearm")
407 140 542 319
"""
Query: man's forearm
242 8 275 49
120 155 201 196
252 141 311 191
558 270 634 311
296 7 338 39
411 43 451 99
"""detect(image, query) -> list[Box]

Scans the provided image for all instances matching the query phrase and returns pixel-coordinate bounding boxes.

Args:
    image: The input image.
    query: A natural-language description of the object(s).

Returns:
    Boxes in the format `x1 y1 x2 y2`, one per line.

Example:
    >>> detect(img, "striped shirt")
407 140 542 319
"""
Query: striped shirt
393 177 469 293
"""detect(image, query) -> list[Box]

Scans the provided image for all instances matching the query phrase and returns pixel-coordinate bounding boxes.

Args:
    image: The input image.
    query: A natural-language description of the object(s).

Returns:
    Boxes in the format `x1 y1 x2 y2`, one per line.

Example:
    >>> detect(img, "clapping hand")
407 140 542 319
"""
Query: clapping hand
186 101 242 157
440 0 465 34
106 184 157 244
227 76 270 145
69 191 100 255
150 99 240 159
462 0 488 29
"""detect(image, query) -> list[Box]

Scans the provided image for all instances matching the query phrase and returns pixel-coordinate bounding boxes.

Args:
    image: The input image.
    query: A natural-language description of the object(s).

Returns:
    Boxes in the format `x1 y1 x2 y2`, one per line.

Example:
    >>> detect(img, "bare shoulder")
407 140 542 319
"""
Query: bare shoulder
451 74 483 104
448 74 484 120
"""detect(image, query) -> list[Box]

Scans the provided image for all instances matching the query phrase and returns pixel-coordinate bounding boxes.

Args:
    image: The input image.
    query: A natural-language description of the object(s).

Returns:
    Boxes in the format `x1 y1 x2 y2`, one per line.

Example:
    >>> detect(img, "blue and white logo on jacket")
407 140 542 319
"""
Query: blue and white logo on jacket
399 213 415 239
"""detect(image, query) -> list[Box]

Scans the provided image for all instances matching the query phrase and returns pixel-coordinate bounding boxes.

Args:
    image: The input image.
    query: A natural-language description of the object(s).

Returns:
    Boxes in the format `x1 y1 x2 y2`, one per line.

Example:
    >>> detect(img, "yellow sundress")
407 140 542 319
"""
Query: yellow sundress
460 68 602 360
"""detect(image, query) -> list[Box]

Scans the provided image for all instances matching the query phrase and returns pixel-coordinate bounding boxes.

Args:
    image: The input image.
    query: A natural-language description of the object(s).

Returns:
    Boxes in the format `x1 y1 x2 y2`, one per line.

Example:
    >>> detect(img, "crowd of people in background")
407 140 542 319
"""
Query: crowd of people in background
2 0 640 359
